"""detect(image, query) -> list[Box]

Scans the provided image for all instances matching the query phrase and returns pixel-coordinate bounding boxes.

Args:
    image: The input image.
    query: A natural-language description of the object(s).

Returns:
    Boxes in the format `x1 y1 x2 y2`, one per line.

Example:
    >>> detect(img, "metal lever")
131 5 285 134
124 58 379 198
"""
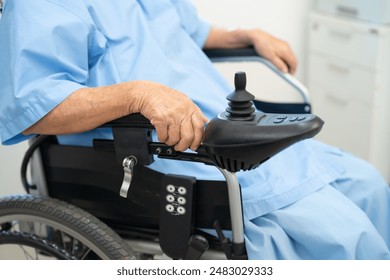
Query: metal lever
119 156 137 198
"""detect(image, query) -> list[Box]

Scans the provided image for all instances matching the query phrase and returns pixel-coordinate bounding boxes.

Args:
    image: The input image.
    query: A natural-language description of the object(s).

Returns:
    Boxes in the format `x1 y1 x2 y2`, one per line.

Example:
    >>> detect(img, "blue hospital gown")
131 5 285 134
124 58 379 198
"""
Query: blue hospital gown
0 0 389 259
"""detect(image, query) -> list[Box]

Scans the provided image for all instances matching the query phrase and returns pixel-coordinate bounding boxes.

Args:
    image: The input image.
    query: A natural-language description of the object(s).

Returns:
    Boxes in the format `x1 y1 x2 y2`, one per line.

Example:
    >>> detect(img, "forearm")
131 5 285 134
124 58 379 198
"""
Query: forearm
203 27 253 49
22 80 207 152
23 81 148 136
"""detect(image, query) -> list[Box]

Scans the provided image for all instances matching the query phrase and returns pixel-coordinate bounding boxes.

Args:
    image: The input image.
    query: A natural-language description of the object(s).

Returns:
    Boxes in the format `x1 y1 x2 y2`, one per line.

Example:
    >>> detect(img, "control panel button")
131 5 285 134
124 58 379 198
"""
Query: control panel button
166 185 175 193
166 204 175 213
273 119 284 124
166 194 175 203
178 186 187 195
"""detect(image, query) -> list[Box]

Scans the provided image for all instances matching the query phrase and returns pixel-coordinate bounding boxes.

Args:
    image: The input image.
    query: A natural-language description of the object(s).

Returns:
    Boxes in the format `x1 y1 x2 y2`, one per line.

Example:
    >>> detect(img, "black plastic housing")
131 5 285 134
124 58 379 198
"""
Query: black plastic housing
202 111 324 172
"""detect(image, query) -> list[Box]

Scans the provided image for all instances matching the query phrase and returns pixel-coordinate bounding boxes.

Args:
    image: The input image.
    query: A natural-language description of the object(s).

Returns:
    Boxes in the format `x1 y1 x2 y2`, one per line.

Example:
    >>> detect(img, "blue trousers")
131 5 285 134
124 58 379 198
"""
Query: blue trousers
244 146 390 259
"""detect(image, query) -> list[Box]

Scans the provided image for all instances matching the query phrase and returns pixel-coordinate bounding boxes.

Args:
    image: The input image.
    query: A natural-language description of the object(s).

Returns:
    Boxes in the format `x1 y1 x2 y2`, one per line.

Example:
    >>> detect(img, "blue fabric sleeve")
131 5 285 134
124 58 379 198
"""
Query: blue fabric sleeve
0 1 89 144
170 0 211 47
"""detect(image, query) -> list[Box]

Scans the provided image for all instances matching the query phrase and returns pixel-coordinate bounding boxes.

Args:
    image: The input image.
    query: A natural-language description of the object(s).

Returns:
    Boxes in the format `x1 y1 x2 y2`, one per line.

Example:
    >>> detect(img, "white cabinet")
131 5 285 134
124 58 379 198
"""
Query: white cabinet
313 0 390 24
306 11 390 182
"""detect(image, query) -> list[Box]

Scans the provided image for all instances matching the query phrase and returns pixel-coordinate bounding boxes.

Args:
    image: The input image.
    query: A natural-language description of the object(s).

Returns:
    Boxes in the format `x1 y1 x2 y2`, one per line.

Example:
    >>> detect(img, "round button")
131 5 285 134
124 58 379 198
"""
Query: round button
165 204 175 213
177 206 186 215
166 184 176 193
178 186 187 195
177 197 186 205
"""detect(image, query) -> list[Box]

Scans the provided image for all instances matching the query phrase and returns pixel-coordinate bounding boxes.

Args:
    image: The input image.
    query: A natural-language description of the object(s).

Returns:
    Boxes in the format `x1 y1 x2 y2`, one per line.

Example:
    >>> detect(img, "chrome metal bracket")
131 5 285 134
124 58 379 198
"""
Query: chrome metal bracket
119 156 137 198
217 168 245 252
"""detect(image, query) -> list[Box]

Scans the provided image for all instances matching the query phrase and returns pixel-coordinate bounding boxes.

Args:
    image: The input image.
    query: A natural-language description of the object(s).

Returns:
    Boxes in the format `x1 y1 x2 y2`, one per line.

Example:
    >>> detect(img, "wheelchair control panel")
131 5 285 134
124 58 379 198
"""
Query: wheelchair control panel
201 72 324 172
159 174 208 260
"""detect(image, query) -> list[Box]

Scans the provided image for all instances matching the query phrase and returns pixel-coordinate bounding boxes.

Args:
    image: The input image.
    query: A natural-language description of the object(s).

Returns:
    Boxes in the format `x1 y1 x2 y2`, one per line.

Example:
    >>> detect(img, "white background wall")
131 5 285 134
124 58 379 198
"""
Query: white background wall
192 0 312 101
0 0 312 197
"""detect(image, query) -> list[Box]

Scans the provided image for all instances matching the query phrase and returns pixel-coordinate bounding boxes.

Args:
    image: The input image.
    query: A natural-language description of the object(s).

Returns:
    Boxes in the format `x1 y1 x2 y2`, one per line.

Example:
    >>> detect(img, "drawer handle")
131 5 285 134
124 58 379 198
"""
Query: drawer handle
328 28 353 39
337 5 358 17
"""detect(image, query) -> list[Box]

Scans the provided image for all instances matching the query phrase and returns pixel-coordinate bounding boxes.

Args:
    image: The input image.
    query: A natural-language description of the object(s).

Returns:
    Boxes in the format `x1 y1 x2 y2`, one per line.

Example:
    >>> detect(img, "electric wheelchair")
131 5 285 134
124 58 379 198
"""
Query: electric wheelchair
0 48 322 260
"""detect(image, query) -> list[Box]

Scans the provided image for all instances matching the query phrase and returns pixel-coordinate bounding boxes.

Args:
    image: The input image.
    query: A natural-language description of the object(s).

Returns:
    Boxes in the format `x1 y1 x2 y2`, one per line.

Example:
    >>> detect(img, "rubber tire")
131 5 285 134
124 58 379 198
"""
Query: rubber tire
0 194 137 260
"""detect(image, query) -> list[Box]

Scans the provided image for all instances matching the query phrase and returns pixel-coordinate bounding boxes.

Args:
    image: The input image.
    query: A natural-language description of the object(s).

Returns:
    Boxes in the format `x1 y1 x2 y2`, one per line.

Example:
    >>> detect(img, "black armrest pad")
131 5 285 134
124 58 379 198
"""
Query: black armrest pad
102 113 154 129
203 47 258 59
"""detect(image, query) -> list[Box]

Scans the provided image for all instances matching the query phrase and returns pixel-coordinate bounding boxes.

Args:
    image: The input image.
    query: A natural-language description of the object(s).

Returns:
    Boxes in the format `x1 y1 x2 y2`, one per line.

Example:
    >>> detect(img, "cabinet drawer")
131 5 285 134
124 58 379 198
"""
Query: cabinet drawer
307 54 376 105
310 85 372 159
314 0 390 24
308 14 380 69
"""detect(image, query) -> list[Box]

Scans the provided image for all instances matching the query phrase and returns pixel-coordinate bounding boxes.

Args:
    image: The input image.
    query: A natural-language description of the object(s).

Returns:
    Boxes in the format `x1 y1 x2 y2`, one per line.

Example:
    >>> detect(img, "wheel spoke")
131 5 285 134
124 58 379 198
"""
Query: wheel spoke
79 247 92 260
19 245 36 260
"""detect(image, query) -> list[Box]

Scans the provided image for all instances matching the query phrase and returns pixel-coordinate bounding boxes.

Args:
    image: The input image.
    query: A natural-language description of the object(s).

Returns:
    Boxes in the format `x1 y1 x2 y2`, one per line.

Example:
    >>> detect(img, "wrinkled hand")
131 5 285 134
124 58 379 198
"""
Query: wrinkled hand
249 29 297 74
204 27 297 74
136 82 208 152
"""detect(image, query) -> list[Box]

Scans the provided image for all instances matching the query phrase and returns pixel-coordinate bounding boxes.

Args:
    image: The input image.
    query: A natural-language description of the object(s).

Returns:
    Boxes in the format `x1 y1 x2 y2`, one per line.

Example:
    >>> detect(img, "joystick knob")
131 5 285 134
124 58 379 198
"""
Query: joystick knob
225 72 256 121
202 71 324 172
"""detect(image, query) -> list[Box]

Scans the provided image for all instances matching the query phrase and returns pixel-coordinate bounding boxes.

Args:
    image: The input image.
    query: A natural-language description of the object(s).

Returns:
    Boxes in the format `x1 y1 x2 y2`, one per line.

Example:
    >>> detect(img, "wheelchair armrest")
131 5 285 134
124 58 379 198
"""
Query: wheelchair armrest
204 47 310 105
203 47 258 59
95 114 155 166
102 113 154 129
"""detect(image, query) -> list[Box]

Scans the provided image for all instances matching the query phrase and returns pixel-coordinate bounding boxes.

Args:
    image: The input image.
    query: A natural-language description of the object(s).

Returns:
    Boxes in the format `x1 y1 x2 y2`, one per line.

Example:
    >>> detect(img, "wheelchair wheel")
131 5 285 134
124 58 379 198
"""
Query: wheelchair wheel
0 231 76 259
0 195 137 260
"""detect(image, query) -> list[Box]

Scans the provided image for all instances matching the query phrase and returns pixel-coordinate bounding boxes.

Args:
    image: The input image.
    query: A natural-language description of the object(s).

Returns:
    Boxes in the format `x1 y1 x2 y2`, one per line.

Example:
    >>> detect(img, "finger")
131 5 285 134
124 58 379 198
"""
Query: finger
277 43 298 74
165 122 181 146
174 119 194 152
270 56 289 73
279 46 298 74
153 122 169 143
190 113 206 151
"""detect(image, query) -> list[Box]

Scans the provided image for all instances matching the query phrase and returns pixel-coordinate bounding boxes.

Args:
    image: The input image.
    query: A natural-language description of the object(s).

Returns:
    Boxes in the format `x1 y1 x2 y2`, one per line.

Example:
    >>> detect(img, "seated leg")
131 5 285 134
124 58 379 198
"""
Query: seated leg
327 148 390 248
245 185 390 260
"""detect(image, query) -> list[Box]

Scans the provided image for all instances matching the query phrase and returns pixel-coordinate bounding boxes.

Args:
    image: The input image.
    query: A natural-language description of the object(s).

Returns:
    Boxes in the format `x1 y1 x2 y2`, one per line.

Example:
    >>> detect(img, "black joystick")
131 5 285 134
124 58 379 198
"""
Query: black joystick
202 71 324 172
225 72 256 121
